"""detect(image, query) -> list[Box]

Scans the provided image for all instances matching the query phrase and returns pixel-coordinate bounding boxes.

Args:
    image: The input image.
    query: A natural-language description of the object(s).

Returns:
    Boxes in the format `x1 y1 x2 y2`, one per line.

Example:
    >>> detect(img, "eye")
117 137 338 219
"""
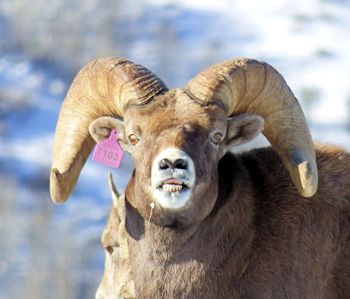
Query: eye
210 132 224 145
105 245 114 255
128 134 139 146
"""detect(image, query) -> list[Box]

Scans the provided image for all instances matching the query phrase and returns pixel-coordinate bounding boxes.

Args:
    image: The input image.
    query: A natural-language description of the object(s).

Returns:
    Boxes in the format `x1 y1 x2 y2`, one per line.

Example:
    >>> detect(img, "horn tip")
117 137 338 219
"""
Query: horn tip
50 168 69 204
108 172 121 206
297 161 318 198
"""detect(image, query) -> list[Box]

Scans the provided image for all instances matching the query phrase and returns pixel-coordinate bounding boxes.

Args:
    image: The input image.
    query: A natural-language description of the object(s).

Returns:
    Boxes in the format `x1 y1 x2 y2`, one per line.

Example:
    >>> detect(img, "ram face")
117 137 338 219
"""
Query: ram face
92 90 265 227
50 58 318 228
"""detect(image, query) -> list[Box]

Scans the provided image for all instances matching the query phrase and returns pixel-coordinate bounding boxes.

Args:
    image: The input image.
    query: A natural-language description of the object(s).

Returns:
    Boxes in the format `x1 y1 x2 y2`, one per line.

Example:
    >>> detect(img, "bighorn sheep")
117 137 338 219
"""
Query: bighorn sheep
50 57 350 298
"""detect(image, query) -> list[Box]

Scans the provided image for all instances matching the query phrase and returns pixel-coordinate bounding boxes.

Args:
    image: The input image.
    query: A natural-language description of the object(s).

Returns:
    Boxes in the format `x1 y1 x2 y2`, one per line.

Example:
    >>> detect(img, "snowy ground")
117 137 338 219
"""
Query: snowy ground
0 0 349 298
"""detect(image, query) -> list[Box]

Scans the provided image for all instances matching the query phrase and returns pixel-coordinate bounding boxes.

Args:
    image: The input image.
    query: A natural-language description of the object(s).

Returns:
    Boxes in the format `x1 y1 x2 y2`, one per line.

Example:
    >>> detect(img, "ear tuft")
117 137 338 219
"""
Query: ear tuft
224 113 264 150
89 116 125 142
89 116 132 152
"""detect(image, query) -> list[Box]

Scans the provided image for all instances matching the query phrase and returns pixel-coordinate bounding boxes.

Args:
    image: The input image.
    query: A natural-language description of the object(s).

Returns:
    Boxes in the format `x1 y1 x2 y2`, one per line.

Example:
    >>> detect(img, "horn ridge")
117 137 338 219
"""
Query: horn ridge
50 57 167 203
186 58 318 197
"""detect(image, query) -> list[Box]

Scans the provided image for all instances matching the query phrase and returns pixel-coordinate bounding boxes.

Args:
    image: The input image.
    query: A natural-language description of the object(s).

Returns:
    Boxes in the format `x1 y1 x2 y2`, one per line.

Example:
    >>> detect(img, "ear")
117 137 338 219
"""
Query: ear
89 116 131 152
222 113 264 152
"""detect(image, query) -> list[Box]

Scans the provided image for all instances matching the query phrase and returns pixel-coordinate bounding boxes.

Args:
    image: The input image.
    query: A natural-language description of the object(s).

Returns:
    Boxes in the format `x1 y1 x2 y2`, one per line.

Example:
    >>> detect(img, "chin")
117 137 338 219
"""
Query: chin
153 187 192 210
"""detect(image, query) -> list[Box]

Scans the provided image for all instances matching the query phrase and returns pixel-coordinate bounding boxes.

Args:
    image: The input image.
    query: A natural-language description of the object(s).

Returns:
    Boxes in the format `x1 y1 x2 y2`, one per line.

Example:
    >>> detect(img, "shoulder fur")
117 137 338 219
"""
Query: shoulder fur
238 144 350 208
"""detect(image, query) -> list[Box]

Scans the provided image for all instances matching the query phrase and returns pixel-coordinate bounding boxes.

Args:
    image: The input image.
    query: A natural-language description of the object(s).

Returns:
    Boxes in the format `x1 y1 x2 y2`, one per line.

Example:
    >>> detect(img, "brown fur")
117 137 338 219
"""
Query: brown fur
95 91 350 298
96 176 135 299
120 145 350 299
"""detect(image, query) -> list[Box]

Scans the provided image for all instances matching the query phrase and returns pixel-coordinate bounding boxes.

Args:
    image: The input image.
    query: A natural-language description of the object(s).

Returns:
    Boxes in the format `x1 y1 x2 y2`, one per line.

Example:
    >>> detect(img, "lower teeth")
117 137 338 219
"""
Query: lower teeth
162 184 183 192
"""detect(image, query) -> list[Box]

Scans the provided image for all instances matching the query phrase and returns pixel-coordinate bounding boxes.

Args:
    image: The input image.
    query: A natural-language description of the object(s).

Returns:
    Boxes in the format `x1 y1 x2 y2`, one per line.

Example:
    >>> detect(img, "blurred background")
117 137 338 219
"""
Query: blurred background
0 0 349 298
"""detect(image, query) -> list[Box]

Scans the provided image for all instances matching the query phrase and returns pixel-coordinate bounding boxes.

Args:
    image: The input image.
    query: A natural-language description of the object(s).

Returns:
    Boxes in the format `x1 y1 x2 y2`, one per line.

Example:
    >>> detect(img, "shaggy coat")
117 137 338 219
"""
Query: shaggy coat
110 145 350 299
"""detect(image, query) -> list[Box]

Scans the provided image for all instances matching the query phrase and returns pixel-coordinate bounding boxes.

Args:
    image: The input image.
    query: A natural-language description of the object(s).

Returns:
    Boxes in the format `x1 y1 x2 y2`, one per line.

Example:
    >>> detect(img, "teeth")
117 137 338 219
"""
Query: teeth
162 184 183 193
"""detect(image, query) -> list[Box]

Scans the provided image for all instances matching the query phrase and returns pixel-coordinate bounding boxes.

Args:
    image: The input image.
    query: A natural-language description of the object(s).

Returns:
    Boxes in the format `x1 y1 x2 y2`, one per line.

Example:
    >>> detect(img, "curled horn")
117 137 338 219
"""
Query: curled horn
185 58 318 197
50 58 167 203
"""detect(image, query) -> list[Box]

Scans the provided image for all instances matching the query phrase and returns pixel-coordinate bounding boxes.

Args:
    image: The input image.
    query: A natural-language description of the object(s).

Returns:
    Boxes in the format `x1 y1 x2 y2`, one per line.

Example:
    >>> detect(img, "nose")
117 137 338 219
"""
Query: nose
159 158 188 170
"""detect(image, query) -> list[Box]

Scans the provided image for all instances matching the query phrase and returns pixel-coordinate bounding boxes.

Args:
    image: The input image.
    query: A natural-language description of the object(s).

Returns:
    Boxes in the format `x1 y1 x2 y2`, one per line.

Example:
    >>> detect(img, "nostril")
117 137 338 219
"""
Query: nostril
159 158 173 170
174 158 187 170
159 158 187 170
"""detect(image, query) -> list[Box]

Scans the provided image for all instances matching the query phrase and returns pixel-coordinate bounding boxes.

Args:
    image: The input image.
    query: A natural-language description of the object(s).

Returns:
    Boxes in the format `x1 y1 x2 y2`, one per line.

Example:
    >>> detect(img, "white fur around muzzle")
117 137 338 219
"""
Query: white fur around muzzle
151 148 195 210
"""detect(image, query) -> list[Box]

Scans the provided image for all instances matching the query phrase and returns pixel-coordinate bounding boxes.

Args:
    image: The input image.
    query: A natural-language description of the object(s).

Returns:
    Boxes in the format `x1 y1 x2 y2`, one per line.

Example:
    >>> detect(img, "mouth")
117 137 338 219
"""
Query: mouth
157 178 190 193
151 148 195 210
153 177 193 210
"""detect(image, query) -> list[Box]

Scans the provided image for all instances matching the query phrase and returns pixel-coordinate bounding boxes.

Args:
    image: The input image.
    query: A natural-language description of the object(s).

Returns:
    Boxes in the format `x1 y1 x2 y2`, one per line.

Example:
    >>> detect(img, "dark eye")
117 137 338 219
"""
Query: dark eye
128 134 139 146
210 132 224 145
105 245 114 255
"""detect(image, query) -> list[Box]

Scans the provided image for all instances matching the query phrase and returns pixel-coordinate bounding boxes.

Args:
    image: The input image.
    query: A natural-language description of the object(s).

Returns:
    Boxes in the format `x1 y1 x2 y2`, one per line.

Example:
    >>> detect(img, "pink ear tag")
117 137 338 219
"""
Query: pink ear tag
92 129 124 168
